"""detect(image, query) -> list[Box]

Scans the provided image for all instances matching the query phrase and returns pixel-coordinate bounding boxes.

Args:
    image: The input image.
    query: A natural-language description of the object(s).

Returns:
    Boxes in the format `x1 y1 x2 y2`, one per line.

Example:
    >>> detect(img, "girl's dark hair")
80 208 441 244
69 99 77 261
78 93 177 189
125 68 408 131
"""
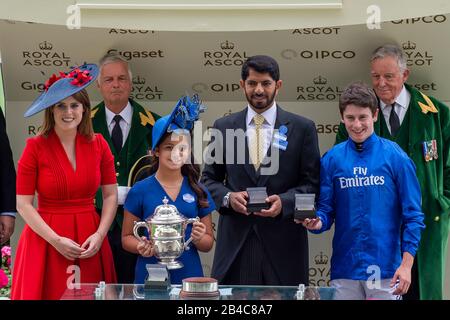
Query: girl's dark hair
149 132 209 208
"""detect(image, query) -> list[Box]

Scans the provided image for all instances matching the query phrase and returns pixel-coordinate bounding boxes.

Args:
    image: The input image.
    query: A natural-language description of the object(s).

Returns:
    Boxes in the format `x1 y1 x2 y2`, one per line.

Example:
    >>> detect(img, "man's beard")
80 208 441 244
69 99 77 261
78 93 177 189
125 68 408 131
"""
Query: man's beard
246 90 276 110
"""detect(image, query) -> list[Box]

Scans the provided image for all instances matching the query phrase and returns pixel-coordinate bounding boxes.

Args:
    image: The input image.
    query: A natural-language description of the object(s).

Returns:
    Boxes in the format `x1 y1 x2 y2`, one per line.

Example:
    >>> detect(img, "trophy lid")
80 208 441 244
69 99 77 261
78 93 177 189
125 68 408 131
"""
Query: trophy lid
149 197 186 224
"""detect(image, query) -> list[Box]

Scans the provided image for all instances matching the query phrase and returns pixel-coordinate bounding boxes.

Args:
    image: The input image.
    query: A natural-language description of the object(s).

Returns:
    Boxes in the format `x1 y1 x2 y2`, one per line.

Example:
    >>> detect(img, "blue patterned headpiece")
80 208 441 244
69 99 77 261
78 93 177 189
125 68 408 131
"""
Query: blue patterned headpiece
151 94 206 150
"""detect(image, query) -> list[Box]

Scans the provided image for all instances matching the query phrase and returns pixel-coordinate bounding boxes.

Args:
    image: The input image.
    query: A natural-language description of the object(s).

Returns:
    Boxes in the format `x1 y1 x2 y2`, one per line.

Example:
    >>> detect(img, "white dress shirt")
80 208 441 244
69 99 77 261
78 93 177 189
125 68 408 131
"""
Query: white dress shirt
105 102 133 147
246 102 277 160
380 85 411 134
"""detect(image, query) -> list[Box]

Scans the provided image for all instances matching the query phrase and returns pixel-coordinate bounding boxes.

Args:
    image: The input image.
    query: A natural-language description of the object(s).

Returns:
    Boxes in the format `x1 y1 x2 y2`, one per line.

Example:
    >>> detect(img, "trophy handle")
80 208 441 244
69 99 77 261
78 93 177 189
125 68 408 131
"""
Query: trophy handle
184 217 200 250
133 221 150 240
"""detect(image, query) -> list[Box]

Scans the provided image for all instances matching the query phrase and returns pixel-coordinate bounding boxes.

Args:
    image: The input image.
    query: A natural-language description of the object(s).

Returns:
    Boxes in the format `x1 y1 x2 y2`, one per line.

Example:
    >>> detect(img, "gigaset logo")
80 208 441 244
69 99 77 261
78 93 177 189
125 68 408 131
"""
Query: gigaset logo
21 81 45 92
107 48 164 61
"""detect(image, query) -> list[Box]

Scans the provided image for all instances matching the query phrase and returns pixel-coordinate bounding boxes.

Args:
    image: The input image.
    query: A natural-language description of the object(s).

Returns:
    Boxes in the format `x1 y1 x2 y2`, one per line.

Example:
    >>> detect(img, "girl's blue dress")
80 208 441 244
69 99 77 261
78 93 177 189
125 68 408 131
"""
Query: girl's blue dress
124 174 215 284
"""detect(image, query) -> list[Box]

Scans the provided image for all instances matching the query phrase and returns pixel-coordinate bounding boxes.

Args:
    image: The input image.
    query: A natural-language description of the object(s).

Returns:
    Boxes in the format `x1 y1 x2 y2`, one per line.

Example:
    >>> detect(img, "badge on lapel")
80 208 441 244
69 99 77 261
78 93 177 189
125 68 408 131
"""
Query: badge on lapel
272 125 288 151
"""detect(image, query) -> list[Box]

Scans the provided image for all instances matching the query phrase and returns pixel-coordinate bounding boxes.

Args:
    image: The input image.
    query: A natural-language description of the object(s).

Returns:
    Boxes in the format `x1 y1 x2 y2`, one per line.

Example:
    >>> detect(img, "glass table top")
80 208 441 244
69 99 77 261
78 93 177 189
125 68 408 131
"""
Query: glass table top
61 283 335 300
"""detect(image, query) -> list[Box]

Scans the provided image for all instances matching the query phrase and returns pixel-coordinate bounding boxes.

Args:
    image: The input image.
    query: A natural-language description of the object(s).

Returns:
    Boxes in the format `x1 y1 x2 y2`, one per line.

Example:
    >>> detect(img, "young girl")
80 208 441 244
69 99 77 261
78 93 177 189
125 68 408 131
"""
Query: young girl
122 96 215 284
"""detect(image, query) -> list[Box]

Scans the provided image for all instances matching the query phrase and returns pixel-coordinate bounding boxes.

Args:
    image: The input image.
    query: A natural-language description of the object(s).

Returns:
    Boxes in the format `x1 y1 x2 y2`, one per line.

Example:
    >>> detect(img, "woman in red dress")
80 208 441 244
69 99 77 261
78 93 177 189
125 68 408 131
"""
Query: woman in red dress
11 64 117 300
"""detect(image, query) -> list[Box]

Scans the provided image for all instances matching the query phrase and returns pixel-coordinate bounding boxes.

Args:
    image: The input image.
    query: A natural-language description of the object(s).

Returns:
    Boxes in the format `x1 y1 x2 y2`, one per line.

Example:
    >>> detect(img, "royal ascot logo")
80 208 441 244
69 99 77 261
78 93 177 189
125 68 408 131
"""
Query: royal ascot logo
309 251 331 286
391 15 446 24
22 41 72 67
107 48 164 61
130 76 163 100
108 29 156 34
203 41 249 67
402 41 433 66
192 82 240 94
291 27 341 35
296 75 343 101
281 48 356 60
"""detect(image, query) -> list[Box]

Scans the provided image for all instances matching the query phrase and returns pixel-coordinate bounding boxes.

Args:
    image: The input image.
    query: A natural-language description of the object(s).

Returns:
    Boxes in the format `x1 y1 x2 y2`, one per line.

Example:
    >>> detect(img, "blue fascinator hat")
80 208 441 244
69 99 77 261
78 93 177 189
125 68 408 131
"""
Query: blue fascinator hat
24 63 99 117
151 94 206 151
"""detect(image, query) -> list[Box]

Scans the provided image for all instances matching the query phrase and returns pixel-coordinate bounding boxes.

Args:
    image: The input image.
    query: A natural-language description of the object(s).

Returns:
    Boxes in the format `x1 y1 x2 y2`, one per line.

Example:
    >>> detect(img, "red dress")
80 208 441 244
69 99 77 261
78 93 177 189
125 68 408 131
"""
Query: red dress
11 130 117 300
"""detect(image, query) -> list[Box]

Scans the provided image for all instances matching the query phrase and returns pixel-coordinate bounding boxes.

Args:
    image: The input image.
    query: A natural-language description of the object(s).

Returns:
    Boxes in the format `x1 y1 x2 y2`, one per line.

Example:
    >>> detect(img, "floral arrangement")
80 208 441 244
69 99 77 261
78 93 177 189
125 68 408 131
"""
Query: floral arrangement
44 67 93 91
0 246 12 298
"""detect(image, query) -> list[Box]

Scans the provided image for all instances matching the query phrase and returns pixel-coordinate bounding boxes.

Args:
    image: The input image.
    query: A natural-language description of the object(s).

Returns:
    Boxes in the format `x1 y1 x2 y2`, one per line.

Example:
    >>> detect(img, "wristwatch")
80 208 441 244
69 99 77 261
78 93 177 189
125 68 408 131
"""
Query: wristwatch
222 192 231 208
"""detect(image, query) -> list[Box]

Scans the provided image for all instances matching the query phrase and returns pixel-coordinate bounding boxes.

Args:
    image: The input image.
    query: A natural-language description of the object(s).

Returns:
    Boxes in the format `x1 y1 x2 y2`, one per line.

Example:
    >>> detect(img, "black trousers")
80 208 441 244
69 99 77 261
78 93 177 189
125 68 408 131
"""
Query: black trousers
222 228 280 285
108 223 138 284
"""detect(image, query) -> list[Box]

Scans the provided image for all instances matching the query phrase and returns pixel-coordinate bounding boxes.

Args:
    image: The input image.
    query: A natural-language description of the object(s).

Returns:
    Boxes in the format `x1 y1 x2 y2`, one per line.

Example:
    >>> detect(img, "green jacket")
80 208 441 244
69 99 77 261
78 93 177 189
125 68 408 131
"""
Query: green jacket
336 84 450 300
91 99 160 229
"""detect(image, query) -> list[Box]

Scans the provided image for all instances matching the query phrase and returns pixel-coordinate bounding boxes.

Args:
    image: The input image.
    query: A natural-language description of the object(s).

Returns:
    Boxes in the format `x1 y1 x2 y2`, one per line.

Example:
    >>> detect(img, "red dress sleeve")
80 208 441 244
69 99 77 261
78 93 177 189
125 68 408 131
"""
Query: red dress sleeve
97 134 117 186
16 137 39 195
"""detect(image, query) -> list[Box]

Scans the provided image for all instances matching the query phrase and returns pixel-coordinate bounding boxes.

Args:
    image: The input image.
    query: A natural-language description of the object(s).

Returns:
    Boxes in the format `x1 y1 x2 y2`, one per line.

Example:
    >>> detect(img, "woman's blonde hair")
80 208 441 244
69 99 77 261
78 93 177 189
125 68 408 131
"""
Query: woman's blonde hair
39 89 94 139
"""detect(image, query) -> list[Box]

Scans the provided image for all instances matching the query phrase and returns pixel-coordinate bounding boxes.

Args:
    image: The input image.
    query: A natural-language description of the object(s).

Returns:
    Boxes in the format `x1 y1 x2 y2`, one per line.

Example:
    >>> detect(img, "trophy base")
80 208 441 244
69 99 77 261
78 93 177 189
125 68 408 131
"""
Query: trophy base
158 260 184 270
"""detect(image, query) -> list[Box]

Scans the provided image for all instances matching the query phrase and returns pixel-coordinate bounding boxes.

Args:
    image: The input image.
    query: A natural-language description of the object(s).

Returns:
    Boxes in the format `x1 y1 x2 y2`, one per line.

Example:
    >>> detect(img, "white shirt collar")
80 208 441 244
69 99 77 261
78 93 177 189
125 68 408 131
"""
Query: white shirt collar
380 86 410 110
105 101 133 126
246 101 277 127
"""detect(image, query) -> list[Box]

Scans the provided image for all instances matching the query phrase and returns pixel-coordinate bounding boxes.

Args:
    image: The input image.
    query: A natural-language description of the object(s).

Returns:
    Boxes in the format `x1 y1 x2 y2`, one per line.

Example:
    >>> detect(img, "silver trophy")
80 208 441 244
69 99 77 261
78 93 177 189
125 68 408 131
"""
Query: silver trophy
133 196 198 270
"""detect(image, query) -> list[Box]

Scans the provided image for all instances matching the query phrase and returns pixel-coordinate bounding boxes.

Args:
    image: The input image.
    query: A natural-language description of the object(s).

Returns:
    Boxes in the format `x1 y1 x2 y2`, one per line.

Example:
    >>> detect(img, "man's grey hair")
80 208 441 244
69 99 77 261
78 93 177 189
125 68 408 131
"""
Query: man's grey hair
97 52 133 83
371 44 408 72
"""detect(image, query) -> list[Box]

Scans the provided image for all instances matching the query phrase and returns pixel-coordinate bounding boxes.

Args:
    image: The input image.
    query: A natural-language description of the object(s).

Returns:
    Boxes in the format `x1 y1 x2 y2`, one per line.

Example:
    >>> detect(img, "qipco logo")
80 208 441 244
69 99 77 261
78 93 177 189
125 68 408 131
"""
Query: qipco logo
281 49 356 60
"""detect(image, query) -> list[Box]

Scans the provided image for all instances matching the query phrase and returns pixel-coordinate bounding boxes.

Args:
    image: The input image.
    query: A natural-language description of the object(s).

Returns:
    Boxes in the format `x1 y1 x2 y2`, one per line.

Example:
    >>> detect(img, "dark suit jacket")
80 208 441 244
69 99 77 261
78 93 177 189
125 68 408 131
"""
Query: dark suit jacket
201 106 320 285
0 108 16 214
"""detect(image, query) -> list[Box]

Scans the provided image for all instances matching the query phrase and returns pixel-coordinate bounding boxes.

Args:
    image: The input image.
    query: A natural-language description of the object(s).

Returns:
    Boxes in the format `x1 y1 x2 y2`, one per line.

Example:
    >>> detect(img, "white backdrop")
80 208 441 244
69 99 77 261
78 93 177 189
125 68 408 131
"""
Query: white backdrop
1 15 449 296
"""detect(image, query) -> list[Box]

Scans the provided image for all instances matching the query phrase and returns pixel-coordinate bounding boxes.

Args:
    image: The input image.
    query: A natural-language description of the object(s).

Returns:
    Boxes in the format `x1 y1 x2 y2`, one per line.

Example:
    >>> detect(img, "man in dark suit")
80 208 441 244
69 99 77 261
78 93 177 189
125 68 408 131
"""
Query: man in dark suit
0 107 16 246
92 53 160 283
201 55 320 285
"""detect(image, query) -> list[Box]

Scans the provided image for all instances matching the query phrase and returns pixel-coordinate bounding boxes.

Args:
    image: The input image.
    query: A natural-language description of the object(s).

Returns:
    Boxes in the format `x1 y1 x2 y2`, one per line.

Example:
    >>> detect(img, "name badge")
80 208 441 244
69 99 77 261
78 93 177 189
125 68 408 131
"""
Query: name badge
183 193 195 203
272 125 288 151
273 139 288 151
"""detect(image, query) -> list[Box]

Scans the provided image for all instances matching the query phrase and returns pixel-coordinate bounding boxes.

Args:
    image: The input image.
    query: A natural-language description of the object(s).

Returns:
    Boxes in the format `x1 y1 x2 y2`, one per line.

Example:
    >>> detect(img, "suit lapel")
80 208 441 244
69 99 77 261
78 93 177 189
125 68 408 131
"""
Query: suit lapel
257 106 290 187
127 101 151 159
